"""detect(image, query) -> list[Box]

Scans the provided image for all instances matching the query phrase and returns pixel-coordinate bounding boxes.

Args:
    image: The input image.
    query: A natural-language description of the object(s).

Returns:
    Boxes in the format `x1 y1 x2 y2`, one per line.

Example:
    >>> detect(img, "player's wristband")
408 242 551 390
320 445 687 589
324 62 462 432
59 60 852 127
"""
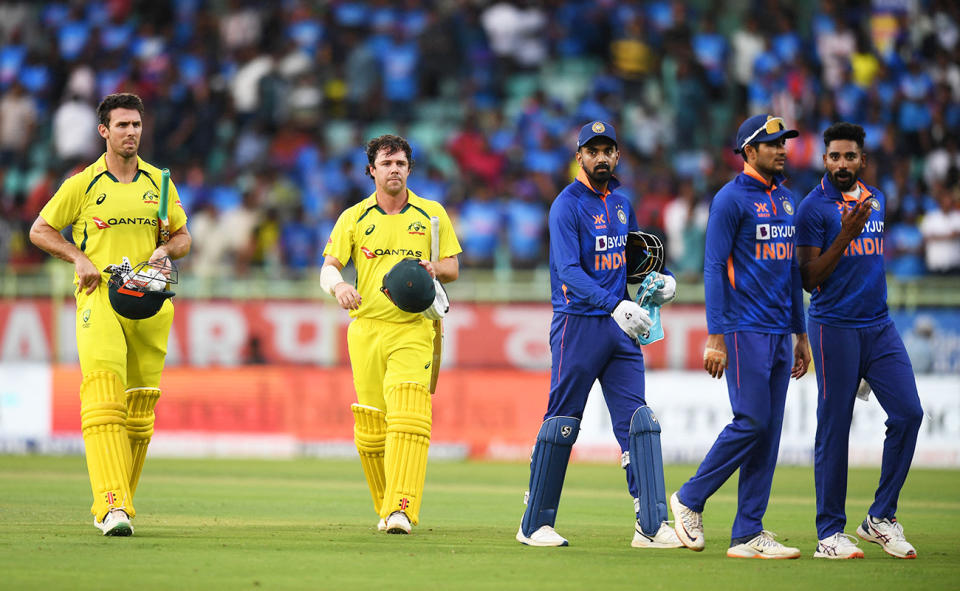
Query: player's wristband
320 265 345 296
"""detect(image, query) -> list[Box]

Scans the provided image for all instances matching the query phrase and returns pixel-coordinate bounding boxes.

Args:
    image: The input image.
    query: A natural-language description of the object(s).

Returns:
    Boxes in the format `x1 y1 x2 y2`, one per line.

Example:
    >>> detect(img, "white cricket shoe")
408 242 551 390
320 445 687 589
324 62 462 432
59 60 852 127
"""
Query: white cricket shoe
670 492 704 551
813 532 865 559
385 511 411 534
726 531 800 559
857 515 917 559
516 525 569 547
631 521 684 548
94 509 133 537
377 518 386 532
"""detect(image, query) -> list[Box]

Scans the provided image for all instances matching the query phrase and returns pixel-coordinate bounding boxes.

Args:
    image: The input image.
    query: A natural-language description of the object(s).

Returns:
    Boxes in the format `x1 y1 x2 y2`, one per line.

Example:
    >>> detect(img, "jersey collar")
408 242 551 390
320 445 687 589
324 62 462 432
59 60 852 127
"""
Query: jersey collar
819 174 873 202
740 162 782 190
90 153 157 186
360 188 425 215
575 168 620 197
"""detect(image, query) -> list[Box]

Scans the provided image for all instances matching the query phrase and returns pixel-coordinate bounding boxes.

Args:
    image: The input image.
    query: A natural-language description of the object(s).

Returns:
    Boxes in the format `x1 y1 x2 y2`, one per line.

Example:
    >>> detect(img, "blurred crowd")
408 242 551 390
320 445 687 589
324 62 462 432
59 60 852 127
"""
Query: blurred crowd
1 0 959 280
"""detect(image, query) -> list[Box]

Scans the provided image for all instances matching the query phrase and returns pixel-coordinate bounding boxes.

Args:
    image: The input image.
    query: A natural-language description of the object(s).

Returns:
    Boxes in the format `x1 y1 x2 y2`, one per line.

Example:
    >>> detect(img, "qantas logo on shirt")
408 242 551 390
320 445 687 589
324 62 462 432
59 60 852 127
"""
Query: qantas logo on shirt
92 217 110 229
361 247 424 259
106 217 158 226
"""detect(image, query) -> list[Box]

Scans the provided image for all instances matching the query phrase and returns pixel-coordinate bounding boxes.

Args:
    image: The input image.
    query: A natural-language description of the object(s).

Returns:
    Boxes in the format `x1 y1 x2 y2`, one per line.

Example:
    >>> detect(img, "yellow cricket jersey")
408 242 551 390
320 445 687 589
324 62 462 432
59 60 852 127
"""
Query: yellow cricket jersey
324 189 462 322
39 153 188 289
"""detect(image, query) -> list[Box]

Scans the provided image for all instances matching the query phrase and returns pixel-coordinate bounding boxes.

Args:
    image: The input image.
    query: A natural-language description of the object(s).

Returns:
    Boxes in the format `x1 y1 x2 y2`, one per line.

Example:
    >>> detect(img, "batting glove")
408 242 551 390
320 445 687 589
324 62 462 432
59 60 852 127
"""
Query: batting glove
611 300 653 339
650 272 677 305
422 279 449 320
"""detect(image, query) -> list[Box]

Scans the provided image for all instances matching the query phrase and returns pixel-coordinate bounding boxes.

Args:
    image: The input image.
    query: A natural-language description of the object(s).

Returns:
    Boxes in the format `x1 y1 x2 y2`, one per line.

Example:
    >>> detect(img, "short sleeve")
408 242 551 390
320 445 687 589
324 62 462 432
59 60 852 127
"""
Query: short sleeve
38 174 82 231
323 208 356 266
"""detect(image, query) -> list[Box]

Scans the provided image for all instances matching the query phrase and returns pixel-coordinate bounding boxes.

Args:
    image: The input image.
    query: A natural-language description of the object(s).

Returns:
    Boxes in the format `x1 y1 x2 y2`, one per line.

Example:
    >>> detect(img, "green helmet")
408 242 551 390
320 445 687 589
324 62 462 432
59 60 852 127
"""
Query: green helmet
380 258 435 313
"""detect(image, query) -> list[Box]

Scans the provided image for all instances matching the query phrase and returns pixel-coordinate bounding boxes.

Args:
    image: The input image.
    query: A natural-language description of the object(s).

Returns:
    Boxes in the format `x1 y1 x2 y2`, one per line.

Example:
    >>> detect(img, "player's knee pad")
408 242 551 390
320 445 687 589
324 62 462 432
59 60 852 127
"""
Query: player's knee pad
80 371 134 518
626 405 667 535
352 403 388 513
126 388 160 442
126 388 160 497
383 382 432 524
520 415 580 536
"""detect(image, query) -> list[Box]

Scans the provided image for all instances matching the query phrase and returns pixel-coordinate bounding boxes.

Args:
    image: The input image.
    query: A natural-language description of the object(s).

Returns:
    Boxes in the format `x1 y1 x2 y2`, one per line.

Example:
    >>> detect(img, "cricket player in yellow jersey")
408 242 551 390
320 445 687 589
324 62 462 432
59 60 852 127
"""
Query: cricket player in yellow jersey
321 134 461 534
29 93 191 536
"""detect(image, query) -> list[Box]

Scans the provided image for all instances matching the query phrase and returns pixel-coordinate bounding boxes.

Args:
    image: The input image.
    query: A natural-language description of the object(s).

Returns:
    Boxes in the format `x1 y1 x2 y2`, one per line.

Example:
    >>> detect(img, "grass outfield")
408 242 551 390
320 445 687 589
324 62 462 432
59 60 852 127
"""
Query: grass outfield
0 456 957 590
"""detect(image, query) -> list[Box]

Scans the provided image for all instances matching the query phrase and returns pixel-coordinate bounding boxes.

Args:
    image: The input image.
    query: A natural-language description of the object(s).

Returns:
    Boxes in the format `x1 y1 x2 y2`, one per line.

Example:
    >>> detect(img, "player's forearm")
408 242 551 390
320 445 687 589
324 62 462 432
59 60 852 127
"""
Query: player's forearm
434 256 459 283
798 241 847 291
29 218 84 264
158 227 191 260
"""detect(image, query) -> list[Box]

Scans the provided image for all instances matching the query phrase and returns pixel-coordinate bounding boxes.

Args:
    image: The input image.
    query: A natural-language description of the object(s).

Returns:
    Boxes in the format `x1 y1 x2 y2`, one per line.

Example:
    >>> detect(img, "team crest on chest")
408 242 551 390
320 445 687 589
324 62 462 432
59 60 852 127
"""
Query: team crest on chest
781 199 794 215
867 197 880 211
616 206 627 224
407 221 426 235
141 189 159 204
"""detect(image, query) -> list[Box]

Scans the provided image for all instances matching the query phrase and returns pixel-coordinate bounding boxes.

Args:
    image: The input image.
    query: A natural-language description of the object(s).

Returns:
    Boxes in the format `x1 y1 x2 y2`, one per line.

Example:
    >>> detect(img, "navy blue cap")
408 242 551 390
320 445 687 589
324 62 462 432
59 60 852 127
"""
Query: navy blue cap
734 114 798 153
577 121 617 148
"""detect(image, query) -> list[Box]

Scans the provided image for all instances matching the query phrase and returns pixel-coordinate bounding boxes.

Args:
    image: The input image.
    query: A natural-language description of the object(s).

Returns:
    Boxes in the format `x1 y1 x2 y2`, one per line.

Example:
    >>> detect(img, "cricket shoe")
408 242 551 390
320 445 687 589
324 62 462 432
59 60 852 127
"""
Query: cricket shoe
94 509 133 537
631 520 684 548
385 511 411 534
516 525 568 547
813 532 864 559
727 531 800 559
670 492 704 551
377 518 386 532
857 515 916 559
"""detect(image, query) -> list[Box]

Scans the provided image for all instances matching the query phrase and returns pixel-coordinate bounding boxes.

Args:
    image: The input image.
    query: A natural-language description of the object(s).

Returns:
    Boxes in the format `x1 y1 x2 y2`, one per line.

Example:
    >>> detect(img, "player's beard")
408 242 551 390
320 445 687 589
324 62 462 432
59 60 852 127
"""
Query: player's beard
829 170 857 192
585 163 612 186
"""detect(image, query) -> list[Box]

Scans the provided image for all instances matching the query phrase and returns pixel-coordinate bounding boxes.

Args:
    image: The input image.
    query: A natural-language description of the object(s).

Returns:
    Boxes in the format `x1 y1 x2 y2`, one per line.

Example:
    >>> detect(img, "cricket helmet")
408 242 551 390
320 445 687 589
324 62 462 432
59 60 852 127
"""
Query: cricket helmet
625 230 664 284
107 258 178 320
381 258 435 313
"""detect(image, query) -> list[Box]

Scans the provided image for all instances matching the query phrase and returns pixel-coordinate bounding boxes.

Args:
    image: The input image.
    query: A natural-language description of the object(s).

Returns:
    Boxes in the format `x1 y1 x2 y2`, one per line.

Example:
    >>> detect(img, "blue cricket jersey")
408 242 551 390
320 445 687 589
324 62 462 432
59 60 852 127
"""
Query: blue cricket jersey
549 170 638 315
796 175 889 328
704 164 804 335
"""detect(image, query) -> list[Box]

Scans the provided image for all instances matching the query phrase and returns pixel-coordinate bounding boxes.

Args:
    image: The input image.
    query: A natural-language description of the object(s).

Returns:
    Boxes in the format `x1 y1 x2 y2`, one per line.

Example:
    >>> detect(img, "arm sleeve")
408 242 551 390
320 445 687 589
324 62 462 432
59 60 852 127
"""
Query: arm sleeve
703 189 739 334
795 197 824 248
791 254 805 333
322 209 355 267
38 175 82 231
549 197 621 313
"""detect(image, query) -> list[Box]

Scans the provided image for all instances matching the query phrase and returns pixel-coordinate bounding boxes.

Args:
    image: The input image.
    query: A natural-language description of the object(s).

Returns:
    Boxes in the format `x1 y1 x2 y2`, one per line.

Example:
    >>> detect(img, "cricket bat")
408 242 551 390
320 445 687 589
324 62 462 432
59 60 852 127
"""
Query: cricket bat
429 215 442 393
158 168 171 245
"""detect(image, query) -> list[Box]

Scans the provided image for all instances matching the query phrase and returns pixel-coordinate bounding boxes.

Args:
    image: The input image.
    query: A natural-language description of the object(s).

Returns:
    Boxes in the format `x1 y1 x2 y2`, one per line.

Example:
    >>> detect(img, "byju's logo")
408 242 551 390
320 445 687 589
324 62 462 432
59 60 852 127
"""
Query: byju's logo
756 224 770 240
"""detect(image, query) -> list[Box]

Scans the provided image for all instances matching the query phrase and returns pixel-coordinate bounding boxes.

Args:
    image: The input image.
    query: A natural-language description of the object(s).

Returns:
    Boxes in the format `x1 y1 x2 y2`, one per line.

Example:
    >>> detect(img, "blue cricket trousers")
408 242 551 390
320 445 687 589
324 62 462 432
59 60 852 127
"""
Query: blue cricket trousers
677 332 792 540
809 318 923 540
545 313 647 499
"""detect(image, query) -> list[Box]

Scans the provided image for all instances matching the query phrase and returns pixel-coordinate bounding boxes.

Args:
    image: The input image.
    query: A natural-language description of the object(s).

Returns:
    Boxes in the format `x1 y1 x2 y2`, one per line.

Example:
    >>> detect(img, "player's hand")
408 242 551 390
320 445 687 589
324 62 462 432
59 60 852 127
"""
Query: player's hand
422 279 449 320
75 255 101 295
792 333 811 379
839 200 871 242
703 333 728 379
333 282 361 310
650 273 677 305
148 246 172 277
612 300 653 338
418 260 437 279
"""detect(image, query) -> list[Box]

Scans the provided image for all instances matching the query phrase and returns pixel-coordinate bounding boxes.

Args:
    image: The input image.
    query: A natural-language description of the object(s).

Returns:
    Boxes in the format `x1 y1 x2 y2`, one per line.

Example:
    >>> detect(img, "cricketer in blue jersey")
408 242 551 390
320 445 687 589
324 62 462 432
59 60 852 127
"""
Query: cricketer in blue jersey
797 122 922 560
515 121 684 549
670 114 810 559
